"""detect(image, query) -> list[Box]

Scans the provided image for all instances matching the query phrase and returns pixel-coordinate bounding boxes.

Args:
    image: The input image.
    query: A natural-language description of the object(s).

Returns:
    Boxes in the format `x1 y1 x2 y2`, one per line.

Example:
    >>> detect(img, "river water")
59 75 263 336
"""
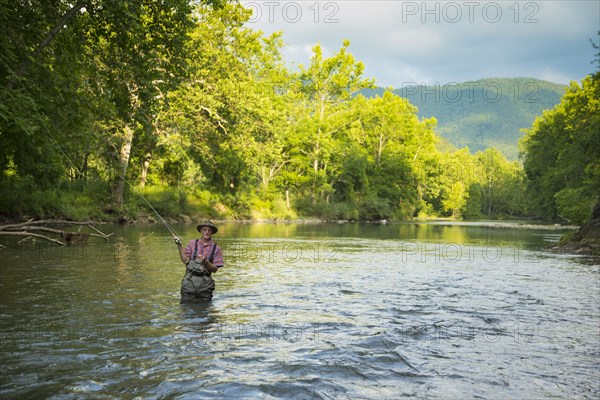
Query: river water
0 221 598 399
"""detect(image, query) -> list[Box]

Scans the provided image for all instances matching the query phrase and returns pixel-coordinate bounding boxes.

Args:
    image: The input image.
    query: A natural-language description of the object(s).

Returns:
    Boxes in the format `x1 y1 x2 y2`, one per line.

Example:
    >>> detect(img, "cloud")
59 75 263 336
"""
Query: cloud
537 68 574 85
243 1 600 87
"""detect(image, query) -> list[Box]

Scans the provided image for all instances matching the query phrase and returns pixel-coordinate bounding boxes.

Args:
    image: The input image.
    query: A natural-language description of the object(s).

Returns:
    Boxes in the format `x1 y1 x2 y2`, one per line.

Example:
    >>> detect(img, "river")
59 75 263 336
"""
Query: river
0 221 598 399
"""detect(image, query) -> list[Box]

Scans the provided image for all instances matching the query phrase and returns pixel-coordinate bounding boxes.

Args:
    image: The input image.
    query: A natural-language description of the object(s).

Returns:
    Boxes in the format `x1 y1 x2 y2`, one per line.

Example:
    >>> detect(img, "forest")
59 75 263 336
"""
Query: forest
1 1 598 226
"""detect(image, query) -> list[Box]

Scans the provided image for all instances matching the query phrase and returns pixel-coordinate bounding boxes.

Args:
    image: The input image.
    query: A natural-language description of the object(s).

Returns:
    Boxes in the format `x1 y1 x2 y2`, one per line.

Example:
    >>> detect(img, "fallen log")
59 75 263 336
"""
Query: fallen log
62 231 90 244
0 220 112 245
0 231 66 246
0 219 104 231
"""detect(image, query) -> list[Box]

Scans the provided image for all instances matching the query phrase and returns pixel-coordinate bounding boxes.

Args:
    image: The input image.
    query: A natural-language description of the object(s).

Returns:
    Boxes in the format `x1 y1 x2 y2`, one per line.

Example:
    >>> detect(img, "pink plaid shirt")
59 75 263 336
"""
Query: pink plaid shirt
184 239 224 267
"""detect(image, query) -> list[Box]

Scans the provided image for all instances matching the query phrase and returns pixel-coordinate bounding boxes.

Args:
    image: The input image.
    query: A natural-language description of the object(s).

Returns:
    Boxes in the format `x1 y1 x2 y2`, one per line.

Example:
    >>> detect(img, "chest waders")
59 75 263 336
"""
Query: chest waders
180 240 217 302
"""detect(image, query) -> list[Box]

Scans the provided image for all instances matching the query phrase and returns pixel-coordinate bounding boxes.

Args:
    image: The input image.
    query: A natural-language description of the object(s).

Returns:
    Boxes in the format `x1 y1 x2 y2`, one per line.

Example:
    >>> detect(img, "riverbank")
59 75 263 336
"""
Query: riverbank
2 214 596 258
554 198 600 256
0 213 579 230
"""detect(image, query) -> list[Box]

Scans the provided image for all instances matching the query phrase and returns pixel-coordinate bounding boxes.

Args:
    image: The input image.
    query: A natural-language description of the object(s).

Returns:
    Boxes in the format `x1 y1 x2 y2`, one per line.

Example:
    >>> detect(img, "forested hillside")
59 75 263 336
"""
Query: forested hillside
363 78 566 160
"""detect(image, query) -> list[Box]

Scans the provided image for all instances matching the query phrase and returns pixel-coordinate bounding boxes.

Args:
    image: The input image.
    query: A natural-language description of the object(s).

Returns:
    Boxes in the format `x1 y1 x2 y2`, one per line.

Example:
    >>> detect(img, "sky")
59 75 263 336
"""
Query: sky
241 0 600 88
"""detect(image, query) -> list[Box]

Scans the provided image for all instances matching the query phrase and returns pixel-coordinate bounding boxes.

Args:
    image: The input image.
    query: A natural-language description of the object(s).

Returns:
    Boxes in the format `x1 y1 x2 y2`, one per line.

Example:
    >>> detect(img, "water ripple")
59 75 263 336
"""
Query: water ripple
1 223 598 398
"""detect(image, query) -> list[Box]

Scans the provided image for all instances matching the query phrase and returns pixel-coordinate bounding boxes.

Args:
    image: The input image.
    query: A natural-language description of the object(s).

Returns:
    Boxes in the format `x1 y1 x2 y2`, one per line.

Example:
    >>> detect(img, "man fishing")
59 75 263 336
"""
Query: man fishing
174 220 224 303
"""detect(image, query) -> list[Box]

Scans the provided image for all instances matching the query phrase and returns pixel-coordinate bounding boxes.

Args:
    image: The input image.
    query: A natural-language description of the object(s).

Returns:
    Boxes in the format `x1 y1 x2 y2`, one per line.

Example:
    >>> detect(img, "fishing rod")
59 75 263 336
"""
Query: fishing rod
136 193 182 245
14 78 182 245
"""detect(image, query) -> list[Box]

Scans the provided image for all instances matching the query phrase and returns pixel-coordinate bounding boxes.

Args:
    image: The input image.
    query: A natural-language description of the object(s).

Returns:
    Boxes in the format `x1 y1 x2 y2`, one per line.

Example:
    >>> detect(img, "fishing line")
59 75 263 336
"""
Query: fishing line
135 190 180 240
13 77 181 241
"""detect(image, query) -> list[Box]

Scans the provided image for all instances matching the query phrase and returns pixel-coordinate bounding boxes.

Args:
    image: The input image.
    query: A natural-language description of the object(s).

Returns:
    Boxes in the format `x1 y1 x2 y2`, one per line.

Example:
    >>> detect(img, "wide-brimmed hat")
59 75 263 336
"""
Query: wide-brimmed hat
197 220 218 234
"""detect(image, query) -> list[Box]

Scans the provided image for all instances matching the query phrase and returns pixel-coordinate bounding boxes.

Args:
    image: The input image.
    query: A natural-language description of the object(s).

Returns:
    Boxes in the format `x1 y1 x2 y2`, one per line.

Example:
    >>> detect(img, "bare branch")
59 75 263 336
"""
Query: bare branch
87 224 112 239
0 220 111 245
0 220 102 231
0 231 66 246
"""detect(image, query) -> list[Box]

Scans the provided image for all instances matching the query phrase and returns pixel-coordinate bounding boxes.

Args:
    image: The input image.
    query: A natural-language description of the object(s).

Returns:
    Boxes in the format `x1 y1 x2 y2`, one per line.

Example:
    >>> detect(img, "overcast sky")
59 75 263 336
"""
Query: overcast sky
241 0 600 87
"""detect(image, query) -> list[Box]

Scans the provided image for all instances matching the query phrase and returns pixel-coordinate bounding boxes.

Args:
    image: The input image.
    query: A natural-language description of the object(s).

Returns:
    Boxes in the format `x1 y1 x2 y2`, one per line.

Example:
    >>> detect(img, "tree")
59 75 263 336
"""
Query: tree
520 74 599 223
83 0 194 207
437 148 474 218
1 0 93 186
343 91 438 219
1 0 195 211
294 40 374 202
162 2 293 193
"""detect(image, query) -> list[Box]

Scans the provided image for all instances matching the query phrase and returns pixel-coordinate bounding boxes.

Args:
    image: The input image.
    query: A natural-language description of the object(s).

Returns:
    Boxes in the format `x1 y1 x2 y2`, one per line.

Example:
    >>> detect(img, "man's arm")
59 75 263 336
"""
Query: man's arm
203 245 223 273
202 259 219 273
175 238 190 265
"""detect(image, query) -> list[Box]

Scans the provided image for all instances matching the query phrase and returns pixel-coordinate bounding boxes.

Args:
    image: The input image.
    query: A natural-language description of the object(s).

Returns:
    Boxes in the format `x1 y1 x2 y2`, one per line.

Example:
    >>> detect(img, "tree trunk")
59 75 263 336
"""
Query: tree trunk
113 124 134 207
487 180 492 216
140 152 151 188
260 166 269 188
311 135 320 204
377 133 383 165
286 188 290 209
80 152 88 181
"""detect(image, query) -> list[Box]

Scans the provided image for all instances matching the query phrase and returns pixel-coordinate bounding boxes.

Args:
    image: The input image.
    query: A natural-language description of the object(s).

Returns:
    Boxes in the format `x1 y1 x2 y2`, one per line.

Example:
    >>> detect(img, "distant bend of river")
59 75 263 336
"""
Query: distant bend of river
1 221 598 399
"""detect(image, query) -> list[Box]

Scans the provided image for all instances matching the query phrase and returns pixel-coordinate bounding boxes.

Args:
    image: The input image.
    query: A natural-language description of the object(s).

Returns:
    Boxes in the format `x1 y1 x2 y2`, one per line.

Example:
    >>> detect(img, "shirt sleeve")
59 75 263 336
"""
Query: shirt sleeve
184 240 195 259
212 245 224 267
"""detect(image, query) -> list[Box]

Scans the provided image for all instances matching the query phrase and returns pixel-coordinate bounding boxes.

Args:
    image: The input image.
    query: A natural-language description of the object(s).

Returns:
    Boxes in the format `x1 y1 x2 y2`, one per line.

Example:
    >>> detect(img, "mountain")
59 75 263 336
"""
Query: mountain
361 78 567 160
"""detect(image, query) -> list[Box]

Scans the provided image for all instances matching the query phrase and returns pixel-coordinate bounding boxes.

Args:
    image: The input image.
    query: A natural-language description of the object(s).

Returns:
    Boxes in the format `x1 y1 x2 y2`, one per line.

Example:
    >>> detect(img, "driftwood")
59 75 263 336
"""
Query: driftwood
0 219 112 246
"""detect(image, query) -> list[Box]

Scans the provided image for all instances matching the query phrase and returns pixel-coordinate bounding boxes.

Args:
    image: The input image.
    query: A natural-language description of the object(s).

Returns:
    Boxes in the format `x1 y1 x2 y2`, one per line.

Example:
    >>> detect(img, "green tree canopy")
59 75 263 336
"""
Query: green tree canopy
520 74 600 224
